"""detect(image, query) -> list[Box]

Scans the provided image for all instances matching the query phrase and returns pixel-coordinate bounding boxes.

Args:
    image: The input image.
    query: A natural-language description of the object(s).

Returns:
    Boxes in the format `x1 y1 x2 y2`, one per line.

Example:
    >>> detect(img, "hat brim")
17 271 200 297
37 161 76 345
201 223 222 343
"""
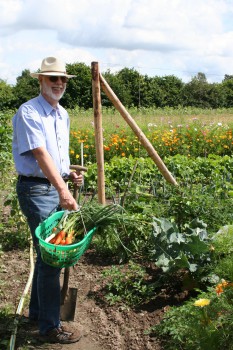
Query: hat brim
30 72 76 78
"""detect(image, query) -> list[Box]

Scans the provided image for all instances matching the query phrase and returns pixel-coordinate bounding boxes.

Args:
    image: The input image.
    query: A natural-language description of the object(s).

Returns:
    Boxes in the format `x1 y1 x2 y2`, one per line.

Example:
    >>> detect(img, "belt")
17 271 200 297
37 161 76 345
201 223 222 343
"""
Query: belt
18 175 51 184
18 175 69 184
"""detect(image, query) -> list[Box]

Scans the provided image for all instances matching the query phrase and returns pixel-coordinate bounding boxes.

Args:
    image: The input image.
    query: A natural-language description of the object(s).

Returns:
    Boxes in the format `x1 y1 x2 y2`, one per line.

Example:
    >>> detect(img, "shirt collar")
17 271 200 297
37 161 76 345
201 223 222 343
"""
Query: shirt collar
38 94 61 117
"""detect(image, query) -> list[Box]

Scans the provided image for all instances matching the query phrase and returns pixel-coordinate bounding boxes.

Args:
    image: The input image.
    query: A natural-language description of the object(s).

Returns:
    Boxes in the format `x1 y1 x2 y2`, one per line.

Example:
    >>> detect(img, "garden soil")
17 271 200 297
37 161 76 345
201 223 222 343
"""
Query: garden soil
0 245 191 350
0 248 172 350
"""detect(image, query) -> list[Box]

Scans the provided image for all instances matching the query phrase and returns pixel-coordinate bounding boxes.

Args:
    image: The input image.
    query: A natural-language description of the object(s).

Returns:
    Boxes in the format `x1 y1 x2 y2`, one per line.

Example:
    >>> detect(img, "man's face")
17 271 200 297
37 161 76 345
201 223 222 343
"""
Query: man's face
39 75 67 103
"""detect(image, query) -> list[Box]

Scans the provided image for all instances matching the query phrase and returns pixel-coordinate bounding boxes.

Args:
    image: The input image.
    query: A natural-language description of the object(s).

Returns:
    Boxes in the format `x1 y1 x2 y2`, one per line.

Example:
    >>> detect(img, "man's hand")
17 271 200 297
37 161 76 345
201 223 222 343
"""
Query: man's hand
59 187 79 211
69 171 83 187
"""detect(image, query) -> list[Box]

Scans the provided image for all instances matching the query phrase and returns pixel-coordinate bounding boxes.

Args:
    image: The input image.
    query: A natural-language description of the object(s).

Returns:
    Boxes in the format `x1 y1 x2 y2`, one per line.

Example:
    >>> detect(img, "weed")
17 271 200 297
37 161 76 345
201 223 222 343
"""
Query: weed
102 261 155 307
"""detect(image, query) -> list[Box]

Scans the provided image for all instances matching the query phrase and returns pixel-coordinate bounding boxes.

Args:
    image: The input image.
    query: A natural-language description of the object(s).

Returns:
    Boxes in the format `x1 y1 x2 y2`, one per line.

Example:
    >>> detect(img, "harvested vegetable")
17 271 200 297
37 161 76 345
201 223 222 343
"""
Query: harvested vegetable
48 203 124 246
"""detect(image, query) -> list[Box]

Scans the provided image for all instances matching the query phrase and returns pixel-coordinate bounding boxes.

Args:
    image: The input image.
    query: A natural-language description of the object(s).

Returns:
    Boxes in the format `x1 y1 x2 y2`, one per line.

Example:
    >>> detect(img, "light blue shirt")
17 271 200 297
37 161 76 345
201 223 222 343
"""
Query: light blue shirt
12 94 70 178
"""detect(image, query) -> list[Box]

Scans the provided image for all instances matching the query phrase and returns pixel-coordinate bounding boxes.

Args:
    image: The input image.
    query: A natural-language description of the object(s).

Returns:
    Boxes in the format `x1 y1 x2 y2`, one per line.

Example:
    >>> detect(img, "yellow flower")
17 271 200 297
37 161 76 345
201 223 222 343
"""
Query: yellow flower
75 154 80 159
194 299 210 307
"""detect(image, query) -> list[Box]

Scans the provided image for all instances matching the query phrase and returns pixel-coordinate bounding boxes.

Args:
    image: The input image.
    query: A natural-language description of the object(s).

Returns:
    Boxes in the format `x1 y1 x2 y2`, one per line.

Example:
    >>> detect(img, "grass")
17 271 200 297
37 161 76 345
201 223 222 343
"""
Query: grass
69 106 233 132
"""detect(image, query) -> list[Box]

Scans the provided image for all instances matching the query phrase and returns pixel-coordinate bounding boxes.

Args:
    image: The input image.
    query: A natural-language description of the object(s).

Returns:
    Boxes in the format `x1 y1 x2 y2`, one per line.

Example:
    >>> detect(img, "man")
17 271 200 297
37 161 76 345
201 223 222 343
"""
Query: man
12 56 82 344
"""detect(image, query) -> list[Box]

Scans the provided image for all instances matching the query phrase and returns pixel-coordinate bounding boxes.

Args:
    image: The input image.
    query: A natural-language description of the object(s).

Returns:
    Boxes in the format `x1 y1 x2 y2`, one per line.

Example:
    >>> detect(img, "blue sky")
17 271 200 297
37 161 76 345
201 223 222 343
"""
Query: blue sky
1 0 233 85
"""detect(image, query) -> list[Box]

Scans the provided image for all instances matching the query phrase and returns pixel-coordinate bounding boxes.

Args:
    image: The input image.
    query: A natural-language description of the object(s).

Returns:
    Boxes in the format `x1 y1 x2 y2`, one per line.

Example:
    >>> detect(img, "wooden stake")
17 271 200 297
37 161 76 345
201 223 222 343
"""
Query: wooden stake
91 62 106 203
100 73 178 186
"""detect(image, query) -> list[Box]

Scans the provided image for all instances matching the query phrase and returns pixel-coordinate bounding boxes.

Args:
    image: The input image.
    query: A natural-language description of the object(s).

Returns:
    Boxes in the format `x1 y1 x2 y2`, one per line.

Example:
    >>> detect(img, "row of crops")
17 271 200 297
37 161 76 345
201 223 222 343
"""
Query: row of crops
1 108 233 349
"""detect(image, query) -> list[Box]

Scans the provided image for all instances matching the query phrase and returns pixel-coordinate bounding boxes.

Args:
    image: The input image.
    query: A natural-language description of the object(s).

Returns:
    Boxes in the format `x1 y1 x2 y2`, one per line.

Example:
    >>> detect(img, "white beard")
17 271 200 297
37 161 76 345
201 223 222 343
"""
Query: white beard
40 82 66 102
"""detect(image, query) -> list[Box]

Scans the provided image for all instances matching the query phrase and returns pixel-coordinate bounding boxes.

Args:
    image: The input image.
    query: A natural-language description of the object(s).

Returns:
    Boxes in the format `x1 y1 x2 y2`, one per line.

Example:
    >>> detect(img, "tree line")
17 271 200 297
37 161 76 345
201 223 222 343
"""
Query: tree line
1 62 233 110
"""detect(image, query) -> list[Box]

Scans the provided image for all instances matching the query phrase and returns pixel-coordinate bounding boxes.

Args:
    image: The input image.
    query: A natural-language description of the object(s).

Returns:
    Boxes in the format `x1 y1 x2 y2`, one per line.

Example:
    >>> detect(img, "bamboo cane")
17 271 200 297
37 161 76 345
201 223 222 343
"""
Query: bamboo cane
99 73 178 186
92 62 106 203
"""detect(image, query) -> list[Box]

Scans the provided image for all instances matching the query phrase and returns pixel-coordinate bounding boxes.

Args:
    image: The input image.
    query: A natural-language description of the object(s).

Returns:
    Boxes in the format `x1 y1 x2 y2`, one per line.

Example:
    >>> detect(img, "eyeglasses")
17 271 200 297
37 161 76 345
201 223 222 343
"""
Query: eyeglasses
48 76 68 83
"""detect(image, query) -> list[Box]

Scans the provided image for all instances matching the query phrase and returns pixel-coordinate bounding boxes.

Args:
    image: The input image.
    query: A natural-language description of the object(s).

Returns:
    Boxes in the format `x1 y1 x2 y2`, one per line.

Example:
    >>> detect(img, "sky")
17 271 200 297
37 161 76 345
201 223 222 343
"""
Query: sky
1 0 233 85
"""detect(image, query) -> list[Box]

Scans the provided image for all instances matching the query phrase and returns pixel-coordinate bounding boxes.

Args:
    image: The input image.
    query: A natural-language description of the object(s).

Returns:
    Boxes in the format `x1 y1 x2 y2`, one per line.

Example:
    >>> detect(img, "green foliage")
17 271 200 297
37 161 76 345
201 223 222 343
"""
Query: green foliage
12 69 39 107
151 286 233 350
181 72 222 108
83 155 233 234
147 224 233 350
0 110 13 178
65 62 92 109
156 75 184 107
101 261 155 306
221 78 233 108
0 179 30 250
2 60 233 108
150 217 211 273
0 80 16 110
213 255 233 283
211 225 233 281
212 225 233 256
92 210 152 263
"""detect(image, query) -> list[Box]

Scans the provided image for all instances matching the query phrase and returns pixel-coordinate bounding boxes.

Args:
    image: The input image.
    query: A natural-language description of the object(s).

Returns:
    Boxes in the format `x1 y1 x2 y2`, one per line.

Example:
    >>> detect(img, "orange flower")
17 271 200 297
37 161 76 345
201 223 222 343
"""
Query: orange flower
216 280 229 295
216 284 224 295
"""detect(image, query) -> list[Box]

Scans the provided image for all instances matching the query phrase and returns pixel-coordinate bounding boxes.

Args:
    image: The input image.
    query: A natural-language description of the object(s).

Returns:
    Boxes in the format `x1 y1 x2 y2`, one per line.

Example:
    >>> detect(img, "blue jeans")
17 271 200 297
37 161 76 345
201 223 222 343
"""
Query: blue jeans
16 180 61 334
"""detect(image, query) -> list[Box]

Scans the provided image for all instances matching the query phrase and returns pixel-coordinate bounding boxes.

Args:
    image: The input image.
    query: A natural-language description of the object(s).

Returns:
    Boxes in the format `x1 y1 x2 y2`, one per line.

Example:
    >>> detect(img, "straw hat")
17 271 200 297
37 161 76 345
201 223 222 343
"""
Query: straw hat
30 56 76 78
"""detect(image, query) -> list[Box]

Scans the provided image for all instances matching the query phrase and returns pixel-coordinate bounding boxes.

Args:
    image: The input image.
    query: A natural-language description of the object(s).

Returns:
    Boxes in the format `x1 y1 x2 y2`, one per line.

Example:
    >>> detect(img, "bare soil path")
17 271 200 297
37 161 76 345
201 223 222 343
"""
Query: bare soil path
0 249 164 350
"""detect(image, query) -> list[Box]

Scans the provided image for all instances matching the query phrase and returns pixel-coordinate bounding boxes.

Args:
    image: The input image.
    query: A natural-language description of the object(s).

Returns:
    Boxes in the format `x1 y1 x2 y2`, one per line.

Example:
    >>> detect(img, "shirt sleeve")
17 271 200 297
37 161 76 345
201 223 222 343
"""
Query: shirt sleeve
16 104 46 155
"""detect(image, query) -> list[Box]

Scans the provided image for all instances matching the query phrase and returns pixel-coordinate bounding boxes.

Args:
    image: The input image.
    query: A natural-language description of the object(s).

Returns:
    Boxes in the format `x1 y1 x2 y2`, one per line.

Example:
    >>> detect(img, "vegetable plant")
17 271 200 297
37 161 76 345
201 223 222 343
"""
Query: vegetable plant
101 260 155 307
150 217 211 274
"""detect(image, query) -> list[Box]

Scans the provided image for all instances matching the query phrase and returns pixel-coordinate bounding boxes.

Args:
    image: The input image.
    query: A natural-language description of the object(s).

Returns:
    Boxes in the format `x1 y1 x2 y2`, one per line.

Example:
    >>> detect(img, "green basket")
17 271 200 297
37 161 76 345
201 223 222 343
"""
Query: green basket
35 210 96 268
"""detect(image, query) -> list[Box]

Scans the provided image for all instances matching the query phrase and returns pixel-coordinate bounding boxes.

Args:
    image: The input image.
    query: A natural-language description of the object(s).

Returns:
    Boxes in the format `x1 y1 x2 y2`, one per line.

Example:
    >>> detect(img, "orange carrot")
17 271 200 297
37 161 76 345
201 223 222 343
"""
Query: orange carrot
60 230 66 238
65 236 73 245
50 237 56 244
54 230 66 245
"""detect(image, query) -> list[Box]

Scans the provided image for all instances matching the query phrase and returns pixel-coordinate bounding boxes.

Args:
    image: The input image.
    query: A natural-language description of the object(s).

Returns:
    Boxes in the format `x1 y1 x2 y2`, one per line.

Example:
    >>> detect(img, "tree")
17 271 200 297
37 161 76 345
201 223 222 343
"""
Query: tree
142 75 163 107
12 69 39 107
181 72 221 108
101 69 122 107
64 62 92 109
2 64 233 110
156 75 184 107
0 79 15 110
223 74 233 82
116 68 143 107
221 78 233 107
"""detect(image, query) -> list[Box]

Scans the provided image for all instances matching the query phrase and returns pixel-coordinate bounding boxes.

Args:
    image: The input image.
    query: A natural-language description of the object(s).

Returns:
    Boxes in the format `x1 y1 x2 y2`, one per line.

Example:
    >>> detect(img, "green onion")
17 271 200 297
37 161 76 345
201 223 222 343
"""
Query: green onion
55 203 125 242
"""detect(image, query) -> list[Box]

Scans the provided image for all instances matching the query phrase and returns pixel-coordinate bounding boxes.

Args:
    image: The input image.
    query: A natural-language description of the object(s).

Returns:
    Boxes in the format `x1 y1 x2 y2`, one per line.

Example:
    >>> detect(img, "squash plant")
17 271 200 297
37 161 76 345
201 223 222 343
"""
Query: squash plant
150 217 211 274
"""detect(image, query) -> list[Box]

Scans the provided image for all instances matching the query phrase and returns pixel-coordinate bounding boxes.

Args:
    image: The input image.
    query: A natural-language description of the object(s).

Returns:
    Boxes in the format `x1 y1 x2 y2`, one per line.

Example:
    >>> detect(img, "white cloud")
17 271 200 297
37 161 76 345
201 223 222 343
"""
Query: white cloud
0 0 233 84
